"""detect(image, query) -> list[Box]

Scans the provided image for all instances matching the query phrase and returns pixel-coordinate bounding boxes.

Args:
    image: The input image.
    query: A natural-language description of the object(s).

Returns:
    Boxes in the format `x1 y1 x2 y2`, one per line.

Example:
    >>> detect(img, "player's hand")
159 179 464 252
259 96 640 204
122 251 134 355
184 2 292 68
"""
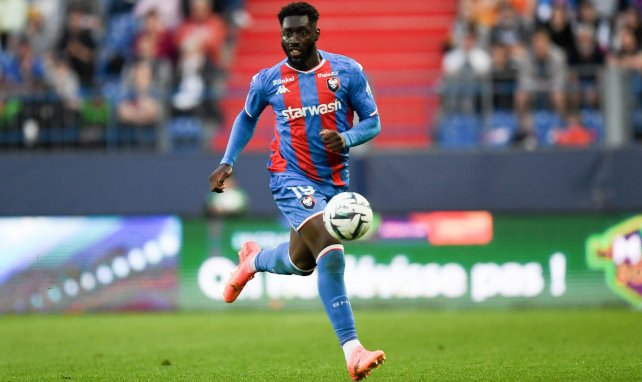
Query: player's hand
209 164 233 193
320 129 346 153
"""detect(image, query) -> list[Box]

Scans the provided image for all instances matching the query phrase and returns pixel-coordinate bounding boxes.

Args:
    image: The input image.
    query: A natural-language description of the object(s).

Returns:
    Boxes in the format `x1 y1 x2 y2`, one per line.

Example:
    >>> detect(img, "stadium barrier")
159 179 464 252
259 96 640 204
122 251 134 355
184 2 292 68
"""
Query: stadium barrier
1 213 641 313
1 148 642 217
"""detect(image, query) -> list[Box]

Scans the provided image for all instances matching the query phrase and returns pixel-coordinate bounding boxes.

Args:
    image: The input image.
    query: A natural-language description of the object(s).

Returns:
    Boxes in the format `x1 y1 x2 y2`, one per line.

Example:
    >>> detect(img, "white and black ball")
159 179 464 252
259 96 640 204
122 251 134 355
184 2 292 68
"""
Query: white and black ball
323 192 373 241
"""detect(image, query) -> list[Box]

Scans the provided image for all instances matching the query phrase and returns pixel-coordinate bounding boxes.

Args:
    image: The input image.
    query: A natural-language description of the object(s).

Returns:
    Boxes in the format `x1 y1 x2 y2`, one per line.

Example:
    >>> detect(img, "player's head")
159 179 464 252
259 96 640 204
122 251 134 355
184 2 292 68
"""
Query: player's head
278 2 320 68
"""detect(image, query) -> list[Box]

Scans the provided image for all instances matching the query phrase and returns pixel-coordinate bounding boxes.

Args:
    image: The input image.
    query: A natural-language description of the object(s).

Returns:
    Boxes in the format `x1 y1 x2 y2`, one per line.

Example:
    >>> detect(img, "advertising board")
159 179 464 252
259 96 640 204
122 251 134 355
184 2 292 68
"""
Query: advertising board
181 214 641 310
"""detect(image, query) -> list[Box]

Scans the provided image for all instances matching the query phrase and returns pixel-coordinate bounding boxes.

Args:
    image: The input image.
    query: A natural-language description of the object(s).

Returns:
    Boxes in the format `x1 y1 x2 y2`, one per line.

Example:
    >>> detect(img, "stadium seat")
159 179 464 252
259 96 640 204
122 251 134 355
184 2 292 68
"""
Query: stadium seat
438 113 481 149
41 127 79 147
484 110 518 148
167 117 203 153
0 128 22 147
532 111 564 147
580 109 604 143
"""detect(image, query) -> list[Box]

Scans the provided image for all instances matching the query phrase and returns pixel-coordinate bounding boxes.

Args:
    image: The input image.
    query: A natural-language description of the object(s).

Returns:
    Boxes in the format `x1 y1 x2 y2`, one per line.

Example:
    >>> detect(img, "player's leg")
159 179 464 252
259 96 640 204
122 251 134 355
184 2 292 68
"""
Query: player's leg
251 178 322 276
222 229 315 303
253 228 316 275
223 177 321 303
297 215 385 381
297 216 356 345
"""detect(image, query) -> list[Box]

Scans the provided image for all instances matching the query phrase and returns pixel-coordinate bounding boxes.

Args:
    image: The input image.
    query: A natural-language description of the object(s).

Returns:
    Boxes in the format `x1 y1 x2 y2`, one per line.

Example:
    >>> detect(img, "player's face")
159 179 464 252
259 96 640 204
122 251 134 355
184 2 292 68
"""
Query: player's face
281 15 319 70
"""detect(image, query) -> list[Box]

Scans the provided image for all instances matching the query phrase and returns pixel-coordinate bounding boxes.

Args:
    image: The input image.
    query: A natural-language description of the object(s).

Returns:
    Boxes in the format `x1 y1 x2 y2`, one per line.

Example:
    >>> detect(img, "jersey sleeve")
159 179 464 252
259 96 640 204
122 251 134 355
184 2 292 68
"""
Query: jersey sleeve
348 62 378 120
243 71 269 118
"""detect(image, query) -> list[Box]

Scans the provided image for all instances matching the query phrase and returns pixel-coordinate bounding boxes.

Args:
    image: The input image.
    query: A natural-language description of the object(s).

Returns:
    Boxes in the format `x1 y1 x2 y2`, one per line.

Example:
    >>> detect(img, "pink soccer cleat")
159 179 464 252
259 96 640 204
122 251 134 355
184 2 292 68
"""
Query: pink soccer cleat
223 241 261 303
347 345 386 381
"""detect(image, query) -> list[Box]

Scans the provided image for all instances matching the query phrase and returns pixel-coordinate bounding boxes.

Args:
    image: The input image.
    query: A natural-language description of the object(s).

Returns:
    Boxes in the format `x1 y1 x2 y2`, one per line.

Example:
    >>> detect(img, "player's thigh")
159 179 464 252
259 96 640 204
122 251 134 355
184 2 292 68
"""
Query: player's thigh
270 176 325 230
297 213 340 259
270 174 341 256
288 228 317 271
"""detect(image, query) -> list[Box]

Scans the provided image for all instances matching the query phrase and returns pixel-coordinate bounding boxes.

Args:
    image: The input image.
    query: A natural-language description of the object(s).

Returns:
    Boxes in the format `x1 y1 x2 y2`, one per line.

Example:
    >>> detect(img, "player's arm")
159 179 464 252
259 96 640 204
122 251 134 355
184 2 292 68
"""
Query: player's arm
341 114 381 148
209 73 267 193
209 111 260 192
321 63 381 153
320 115 380 153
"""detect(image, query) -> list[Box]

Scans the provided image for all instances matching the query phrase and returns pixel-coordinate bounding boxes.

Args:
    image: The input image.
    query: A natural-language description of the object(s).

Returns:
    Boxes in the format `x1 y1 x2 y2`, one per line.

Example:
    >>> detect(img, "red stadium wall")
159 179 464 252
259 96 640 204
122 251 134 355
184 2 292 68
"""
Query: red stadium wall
213 0 457 151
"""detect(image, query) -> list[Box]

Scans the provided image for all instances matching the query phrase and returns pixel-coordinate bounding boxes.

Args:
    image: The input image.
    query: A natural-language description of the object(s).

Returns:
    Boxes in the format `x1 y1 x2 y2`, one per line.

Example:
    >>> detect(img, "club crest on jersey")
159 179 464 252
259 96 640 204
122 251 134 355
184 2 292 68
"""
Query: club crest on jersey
301 195 316 209
327 77 340 92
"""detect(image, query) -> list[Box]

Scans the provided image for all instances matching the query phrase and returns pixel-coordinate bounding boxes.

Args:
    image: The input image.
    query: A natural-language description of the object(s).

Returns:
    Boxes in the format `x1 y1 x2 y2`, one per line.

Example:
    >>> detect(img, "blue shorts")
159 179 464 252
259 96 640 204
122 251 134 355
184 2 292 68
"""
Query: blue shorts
270 173 347 231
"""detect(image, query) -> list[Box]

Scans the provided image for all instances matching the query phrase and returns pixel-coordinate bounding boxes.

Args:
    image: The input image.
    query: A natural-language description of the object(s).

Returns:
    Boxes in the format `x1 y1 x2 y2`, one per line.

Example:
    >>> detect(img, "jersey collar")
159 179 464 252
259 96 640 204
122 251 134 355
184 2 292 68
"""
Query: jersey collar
285 51 326 74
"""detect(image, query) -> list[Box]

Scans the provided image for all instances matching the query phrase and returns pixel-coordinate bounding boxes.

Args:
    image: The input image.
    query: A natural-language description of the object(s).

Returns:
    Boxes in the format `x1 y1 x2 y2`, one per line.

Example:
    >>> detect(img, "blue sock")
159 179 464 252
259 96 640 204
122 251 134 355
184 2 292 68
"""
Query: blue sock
316 245 357 346
254 242 314 275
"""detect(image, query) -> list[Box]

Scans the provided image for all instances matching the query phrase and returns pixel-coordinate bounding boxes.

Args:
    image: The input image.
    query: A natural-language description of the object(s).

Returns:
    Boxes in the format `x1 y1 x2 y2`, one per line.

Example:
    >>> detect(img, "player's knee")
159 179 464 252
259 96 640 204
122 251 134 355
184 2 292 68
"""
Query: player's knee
316 245 345 273
291 257 316 276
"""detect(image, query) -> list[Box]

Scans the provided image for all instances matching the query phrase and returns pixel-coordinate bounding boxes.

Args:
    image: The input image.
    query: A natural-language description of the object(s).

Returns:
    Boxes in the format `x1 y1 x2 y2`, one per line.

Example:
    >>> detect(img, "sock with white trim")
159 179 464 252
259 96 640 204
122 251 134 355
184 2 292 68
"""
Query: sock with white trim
253 242 314 275
316 245 357 346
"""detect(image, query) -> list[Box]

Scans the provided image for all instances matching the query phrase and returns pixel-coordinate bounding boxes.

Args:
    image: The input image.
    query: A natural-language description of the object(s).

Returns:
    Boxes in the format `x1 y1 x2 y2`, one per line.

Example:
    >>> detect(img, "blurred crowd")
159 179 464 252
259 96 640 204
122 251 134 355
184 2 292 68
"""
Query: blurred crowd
0 0 250 149
440 0 642 148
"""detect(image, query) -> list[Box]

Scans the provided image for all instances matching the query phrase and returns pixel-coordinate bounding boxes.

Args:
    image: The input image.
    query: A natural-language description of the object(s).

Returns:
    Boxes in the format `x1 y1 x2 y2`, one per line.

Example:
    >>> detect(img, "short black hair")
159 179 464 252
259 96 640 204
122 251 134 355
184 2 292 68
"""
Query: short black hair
278 2 319 25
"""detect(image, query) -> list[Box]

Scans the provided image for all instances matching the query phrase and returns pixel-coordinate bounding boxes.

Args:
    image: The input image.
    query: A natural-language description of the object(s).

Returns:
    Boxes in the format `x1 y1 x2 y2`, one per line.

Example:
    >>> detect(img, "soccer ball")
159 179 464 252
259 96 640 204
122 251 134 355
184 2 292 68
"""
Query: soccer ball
323 192 373 241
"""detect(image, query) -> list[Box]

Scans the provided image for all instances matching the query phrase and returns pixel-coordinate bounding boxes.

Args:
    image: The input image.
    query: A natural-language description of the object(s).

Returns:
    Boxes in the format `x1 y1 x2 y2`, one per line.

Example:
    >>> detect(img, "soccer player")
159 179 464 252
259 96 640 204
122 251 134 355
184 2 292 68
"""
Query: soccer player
208 2 384 380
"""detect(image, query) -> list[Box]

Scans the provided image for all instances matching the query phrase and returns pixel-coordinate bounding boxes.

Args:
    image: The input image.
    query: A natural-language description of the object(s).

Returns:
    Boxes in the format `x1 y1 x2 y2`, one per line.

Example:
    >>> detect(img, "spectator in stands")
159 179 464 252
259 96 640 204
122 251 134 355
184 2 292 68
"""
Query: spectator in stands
552 112 596 146
0 0 27 50
608 26 642 70
43 54 82 128
442 25 492 114
67 0 102 20
99 0 138 80
515 28 568 116
568 24 604 110
491 2 530 49
450 0 489 50
490 41 519 110
116 60 163 130
472 0 501 29
577 0 611 52
443 26 492 76
175 0 227 68
56 8 97 88
135 10 177 64
589 0 620 20
544 4 576 61
171 37 215 117
1 36 46 94
211 0 251 70
44 54 82 110
508 0 536 20
627 0 642 13
103 0 136 21
134 0 182 29
618 6 642 44
24 3 62 57
130 33 173 98
219 0 252 30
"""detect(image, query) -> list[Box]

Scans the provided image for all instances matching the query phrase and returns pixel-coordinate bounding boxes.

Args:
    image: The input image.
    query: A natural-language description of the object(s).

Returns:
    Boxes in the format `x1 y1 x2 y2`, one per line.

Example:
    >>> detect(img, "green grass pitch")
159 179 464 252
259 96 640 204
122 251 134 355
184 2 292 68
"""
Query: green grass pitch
1 309 641 381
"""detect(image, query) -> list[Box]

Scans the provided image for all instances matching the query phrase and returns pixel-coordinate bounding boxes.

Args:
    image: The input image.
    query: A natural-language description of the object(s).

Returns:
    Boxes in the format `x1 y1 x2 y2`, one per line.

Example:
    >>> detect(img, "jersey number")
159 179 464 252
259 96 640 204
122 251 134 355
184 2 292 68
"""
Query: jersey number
288 186 315 199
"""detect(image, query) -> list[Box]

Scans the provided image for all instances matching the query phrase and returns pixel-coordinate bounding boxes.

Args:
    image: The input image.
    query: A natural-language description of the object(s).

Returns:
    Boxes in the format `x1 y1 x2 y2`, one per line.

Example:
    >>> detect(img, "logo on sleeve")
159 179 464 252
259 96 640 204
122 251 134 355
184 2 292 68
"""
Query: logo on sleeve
327 77 340 92
301 195 316 209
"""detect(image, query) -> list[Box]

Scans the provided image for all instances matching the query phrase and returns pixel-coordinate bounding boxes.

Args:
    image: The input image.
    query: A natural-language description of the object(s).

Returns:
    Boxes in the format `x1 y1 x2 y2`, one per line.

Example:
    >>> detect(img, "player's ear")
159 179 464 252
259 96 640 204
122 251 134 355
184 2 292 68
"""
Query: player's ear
315 28 320 41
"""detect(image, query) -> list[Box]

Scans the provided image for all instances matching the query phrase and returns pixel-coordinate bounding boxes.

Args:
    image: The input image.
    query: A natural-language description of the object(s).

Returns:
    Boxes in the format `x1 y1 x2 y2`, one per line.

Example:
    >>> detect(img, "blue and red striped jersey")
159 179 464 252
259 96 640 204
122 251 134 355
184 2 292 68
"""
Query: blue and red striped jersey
243 50 378 188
